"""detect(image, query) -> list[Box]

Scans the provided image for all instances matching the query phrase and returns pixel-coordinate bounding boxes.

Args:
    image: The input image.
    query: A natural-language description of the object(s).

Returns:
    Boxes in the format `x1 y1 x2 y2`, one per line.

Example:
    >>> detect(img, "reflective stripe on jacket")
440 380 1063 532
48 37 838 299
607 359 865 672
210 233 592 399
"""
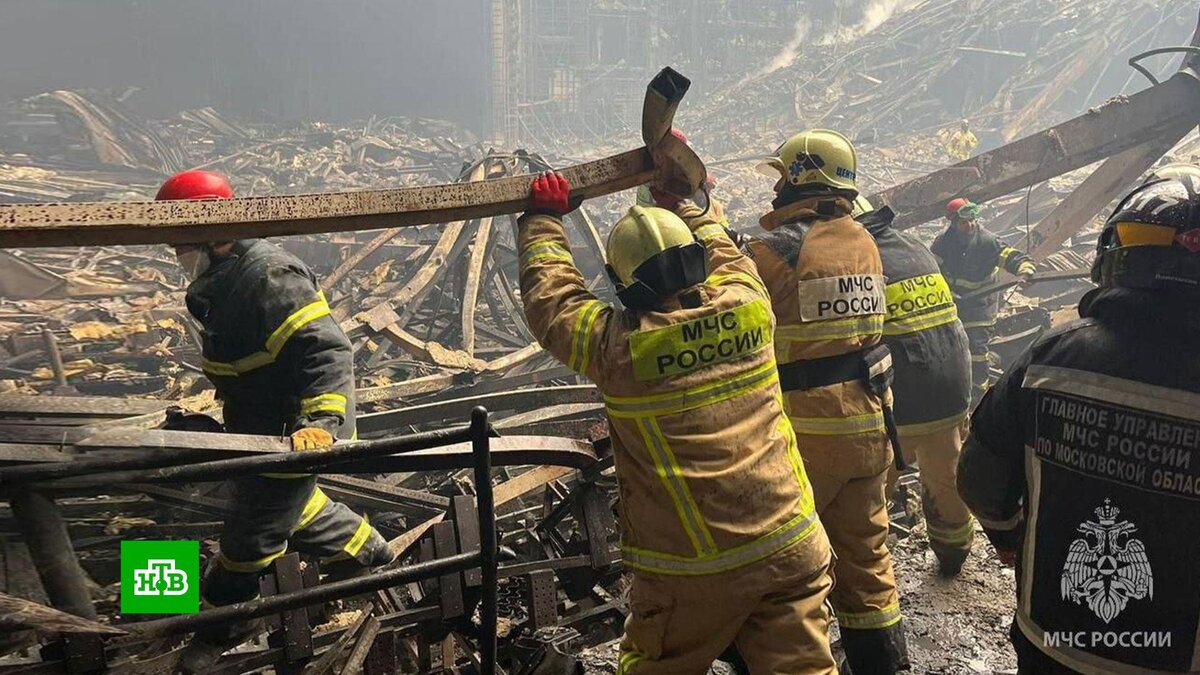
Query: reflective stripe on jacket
960 287 1200 673
931 225 1034 328
518 204 821 576
185 239 355 439
742 197 892 474
861 208 971 430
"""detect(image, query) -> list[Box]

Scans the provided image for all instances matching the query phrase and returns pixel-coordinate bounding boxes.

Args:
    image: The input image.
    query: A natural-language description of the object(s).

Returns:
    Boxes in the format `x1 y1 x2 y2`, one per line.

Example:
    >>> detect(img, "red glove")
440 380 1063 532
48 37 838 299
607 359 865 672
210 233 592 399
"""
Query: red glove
528 171 574 217
647 128 712 210
649 186 684 210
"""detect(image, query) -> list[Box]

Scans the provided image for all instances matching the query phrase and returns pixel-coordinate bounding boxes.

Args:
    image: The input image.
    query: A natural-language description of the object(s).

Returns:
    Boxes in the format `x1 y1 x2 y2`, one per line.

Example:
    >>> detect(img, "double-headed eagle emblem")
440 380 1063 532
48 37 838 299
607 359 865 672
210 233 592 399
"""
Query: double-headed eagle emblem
1061 500 1153 623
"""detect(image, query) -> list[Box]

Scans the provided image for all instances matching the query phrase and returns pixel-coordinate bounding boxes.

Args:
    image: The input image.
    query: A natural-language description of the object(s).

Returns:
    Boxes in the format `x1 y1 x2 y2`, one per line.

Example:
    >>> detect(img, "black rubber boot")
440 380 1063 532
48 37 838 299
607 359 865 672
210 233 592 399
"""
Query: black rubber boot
934 545 970 578
177 617 263 673
840 621 910 675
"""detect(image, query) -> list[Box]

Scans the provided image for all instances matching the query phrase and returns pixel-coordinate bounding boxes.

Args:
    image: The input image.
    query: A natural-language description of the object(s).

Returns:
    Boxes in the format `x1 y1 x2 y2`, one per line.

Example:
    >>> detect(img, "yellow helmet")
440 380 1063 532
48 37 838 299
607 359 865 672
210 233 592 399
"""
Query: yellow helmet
758 128 858 195
605 206 707 310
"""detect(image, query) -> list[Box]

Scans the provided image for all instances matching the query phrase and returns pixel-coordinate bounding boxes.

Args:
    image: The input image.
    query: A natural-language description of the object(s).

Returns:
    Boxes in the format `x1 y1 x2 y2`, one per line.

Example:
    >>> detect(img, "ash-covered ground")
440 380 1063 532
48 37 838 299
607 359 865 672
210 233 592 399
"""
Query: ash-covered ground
581 518 1019 675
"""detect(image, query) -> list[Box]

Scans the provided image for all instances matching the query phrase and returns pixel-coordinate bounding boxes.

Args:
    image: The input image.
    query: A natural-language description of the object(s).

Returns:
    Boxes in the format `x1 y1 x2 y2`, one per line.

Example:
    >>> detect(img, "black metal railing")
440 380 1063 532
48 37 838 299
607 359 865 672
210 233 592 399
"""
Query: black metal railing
1 407 499 675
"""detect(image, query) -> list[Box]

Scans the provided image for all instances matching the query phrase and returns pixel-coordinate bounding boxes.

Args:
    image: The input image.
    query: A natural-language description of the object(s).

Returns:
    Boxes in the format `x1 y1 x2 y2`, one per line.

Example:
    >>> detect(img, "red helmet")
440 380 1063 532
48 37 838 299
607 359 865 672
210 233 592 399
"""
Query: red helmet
669 127 688 144
156 170 234 201
946 197 975 220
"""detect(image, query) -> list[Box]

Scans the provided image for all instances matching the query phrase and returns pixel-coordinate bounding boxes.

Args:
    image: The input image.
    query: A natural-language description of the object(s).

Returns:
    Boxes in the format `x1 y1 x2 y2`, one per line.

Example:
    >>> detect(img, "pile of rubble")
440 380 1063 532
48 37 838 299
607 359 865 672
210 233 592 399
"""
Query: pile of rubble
0 90 631 419
688 0 1193 158
0 91 630 672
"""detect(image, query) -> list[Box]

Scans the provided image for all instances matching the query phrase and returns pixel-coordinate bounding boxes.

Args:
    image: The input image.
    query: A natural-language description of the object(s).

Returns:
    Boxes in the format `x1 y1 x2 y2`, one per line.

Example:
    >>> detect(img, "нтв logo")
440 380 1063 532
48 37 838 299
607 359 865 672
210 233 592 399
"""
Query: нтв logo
120 541 199 614
1060 500 1153 623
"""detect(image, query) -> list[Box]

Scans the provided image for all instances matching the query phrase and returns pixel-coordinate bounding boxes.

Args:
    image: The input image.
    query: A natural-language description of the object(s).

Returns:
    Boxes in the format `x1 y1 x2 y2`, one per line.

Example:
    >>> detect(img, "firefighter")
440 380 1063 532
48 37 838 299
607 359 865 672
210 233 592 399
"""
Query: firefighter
958 169 1200 673
160 170 393 670
856 197 974 577
518 171 838 674
931 198 1035 403
746 130 909 673
942 119 978 163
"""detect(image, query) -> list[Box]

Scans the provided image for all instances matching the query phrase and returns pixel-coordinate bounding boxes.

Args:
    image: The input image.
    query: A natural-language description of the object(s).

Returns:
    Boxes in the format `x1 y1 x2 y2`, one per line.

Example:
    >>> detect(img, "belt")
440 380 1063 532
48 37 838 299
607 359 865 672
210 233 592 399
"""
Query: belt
777 345 908 470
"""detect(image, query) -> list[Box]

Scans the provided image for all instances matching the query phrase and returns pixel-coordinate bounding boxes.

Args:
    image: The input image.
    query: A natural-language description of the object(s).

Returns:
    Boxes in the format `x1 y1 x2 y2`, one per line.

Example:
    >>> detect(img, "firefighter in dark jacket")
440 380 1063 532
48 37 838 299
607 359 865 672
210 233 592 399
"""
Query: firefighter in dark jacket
958 168 1200 673
856 198 975 577
160 170 393 669
930 198 1035 401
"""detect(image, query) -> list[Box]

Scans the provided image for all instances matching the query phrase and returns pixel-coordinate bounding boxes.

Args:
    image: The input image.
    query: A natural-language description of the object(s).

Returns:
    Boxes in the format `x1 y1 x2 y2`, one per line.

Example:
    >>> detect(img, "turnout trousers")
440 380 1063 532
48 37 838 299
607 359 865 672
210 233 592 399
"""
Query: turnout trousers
888 417 975 567
807 461 900 634
618 527 838 675
203 475 392 606
965 324 996 404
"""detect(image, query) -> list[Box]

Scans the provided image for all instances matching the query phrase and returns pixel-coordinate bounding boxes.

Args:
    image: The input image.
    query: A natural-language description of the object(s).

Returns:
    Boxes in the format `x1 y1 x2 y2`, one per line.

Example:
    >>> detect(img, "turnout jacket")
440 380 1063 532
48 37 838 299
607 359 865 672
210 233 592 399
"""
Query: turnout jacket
959 287 1200 673
185 239 355 439
930 224 1034 328
517 204 822 576
861 208 971 431
742 197 892 476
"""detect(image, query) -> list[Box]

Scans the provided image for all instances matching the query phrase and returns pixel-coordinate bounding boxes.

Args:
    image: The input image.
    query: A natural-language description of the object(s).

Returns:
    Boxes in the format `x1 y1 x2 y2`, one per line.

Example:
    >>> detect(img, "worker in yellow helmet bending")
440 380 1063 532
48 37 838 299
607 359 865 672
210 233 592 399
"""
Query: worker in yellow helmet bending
517 170 837 674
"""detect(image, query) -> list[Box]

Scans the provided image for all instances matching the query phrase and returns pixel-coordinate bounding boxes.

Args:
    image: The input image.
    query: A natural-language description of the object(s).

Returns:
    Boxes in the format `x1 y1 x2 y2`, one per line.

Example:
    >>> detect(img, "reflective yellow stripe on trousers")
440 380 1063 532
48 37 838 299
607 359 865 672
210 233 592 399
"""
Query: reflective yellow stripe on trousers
789 411 885 436
927 516 976 546
219 546 288 573
320 516 374 563
293 486 329 532
838 601 902 630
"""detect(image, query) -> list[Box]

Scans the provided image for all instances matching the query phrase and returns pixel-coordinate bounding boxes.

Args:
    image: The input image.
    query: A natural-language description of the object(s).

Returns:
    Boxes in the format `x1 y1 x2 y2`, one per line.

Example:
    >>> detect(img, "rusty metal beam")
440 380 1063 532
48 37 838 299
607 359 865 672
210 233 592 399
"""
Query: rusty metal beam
0 151 650 248
871 71 1200 229
0 426 458 485
0 68 703 248
1028 137 1188 260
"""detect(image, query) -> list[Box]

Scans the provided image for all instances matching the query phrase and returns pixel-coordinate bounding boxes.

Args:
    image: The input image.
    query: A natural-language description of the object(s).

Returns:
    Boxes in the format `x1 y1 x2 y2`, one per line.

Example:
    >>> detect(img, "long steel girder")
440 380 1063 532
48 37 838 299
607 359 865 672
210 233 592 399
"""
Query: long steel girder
869 57 1200 229
0 69 703 248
